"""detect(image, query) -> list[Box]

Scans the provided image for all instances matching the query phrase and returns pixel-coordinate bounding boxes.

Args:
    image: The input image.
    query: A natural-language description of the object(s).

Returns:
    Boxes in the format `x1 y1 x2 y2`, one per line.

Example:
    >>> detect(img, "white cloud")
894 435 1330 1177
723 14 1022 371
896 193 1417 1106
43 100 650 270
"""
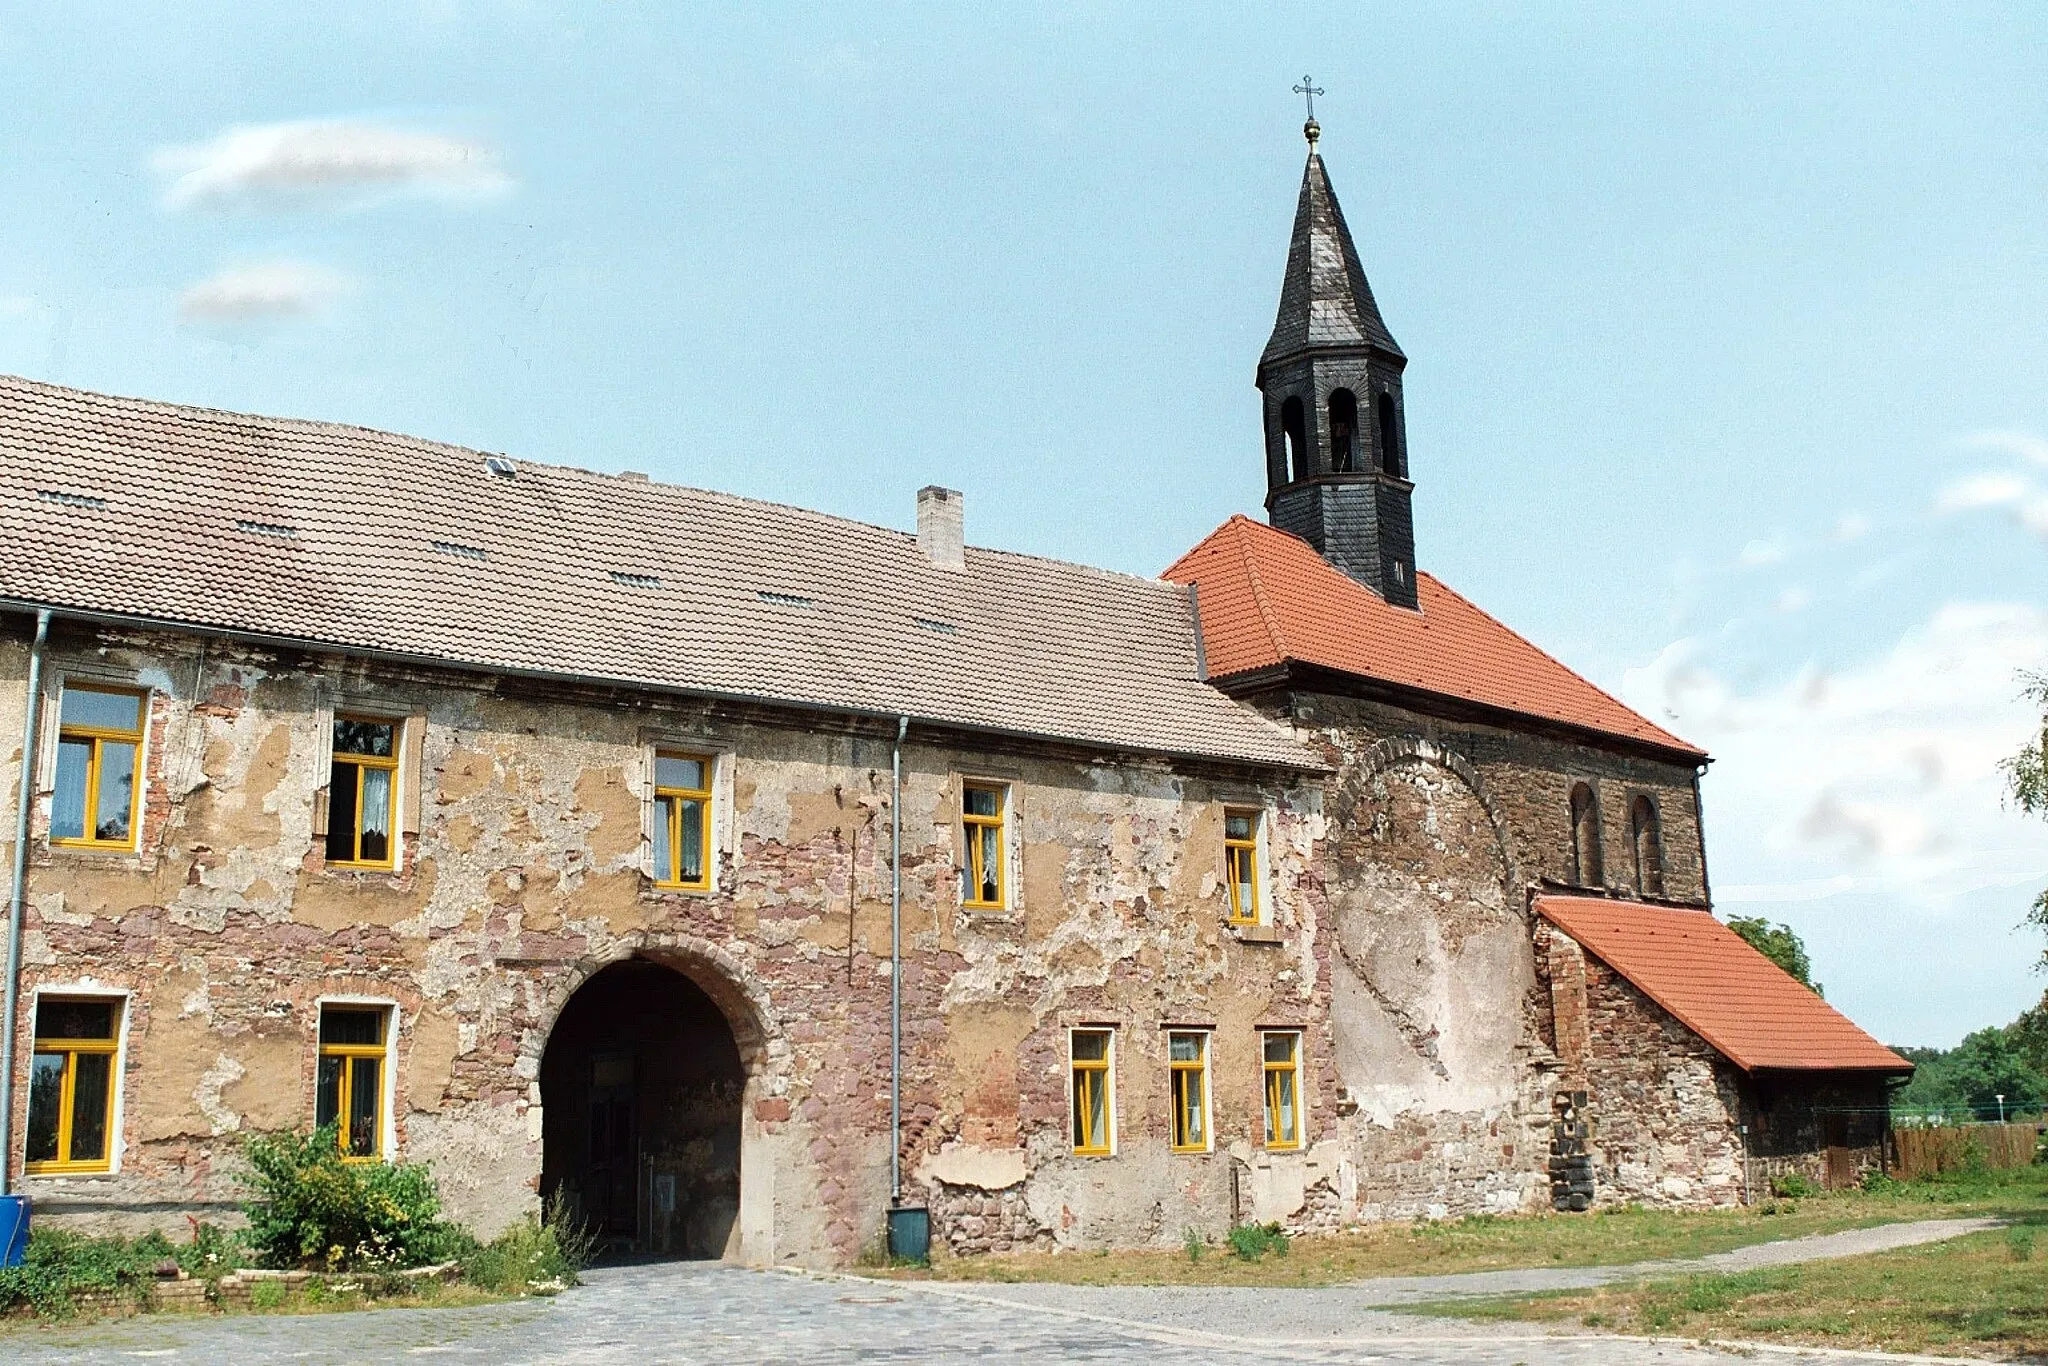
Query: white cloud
1622 601 2048 906
177 261 354 323
1964 430 2048 469
1776 586 1814 614
1938 471 2031 513
1833 512 1871 542
1738 536 1788 567
154 119 511 212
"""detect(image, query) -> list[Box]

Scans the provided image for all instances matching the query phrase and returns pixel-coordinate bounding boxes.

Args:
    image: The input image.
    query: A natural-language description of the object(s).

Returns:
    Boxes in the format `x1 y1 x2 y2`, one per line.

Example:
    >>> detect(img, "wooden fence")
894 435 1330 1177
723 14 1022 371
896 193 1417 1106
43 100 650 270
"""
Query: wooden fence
1891 1123 2042 1180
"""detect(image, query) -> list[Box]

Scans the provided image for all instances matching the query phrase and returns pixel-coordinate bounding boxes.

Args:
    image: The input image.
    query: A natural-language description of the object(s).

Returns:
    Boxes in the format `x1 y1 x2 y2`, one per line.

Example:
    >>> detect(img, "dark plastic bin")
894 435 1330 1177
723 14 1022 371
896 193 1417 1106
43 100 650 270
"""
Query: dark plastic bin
885 1205 929 1263
0 1195 28 1269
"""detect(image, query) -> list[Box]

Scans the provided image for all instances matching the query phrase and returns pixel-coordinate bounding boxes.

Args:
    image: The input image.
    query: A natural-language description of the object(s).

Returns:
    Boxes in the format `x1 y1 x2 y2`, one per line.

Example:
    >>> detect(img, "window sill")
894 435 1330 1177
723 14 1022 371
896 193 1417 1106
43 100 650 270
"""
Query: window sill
24 1168 116 1180
642 877 719 900
1229 923 1283 945
312 862 408 887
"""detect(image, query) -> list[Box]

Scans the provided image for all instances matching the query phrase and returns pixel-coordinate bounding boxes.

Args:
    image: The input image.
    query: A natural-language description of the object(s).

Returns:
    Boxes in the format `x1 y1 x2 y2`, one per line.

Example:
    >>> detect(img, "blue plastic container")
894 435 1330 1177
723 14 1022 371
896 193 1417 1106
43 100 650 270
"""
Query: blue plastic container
0 1195 28 1269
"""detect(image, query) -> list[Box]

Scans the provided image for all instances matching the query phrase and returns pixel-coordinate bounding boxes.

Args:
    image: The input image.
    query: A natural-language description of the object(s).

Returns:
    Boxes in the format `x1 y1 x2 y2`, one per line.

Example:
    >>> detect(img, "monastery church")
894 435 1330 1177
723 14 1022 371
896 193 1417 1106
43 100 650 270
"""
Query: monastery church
0 120 1907 1264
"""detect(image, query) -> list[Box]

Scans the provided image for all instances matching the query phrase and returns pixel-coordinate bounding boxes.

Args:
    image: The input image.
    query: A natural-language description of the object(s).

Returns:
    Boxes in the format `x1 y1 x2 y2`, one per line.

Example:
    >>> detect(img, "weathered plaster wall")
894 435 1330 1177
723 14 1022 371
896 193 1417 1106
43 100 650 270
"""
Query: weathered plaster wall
0 616 1791 1262
1270 690 1717 1224
0 622 1319 1261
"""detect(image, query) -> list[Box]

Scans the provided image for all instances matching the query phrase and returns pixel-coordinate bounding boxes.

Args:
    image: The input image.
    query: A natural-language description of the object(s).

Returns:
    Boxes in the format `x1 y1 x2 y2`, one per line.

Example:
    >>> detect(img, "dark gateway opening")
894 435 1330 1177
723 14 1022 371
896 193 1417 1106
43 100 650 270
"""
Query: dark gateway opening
540 958 743 1258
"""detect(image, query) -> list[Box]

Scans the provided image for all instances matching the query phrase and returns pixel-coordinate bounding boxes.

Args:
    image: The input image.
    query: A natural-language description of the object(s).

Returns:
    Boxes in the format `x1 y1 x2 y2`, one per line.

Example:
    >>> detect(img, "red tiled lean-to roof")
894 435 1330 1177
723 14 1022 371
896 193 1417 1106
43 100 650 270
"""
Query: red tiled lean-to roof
1163 515 1704 758
1537 896 1911 1073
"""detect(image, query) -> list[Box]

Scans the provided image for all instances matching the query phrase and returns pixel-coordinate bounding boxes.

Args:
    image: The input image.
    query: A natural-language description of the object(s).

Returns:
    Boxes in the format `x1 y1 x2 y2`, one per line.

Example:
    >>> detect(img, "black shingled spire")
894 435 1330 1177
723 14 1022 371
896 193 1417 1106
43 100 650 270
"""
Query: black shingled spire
1258 125 1418 609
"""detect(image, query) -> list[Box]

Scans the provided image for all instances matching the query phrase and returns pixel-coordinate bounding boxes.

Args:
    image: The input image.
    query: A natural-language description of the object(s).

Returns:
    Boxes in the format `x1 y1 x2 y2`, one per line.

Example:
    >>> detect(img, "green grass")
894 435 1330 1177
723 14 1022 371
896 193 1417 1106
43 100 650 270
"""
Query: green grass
1406 1168 2048 1357
891 1165 2048 1288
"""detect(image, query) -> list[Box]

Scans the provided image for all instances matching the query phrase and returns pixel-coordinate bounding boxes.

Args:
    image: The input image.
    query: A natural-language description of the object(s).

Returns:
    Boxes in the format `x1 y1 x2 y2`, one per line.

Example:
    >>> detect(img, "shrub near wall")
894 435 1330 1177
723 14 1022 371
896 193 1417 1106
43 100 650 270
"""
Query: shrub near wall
242 1127 465 1271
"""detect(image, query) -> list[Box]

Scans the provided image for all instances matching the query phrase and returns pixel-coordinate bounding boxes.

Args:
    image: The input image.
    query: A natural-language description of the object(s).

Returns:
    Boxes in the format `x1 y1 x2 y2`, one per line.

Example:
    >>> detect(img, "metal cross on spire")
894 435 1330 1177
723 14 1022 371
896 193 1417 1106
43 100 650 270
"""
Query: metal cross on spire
1292 76 1324 121
1293 76 1325 147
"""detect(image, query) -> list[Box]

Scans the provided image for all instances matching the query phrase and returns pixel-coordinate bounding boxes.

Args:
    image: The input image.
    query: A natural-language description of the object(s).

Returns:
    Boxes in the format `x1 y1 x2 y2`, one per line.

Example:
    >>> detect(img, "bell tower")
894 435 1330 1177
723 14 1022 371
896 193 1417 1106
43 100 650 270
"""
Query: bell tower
1259 112 1417 609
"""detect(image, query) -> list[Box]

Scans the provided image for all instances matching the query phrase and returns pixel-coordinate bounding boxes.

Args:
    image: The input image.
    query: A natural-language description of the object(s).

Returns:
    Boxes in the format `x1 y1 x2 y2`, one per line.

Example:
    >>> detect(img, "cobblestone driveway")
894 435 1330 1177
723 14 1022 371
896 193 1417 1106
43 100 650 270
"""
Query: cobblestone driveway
0 1260 1978 1365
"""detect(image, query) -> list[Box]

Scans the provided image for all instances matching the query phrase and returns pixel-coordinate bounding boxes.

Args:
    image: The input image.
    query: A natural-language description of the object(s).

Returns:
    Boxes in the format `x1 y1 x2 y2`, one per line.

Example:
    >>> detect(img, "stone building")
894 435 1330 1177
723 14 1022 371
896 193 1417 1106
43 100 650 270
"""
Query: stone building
0 125 1906 1265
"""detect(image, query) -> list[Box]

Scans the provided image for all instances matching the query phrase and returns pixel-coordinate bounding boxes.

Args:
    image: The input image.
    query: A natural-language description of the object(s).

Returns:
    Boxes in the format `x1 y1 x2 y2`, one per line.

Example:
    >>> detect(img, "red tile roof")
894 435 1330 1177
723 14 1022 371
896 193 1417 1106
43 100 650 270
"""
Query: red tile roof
1163 515 1704 758
1538 896 1910 1073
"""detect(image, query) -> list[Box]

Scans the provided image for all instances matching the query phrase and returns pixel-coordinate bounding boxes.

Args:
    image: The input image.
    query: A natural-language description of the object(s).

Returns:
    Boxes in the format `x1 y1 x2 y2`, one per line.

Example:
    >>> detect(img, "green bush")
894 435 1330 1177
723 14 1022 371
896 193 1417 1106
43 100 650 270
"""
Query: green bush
460 1206 594 1294
0 1229 177 1317
1226 1221 1291 1262
241 1126 465 1271
1770 1173 1819 1199
1181 1227 1206 1263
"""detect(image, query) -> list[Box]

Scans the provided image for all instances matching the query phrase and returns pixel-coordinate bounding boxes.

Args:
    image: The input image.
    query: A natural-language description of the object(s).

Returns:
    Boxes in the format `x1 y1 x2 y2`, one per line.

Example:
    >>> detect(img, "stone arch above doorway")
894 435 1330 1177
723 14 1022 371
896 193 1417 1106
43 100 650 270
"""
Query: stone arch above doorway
528 933 789 1263
522 931 791 1085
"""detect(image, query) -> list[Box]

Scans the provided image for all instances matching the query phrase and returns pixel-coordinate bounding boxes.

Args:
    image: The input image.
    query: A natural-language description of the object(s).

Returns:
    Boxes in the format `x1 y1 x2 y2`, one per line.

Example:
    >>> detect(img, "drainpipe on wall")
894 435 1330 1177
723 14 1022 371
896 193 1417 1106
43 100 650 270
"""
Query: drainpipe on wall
889 715 907 1206
0 608 52 1196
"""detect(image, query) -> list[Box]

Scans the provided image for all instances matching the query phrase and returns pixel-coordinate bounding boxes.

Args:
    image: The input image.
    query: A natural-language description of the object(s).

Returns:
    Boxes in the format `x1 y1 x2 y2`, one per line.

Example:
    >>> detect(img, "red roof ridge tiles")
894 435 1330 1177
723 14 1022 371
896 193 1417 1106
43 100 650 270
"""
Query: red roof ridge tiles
1164 515 1704 759
1537 895 1910 1074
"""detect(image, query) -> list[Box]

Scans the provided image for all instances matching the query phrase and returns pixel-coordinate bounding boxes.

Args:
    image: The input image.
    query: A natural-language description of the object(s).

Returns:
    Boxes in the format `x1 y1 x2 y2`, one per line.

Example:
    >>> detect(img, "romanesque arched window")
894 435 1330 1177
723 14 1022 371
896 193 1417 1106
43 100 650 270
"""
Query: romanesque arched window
1631 795 1665 897
1327 389 1357 473
1376 391 1402 477
1282 396 1307 482
1569 783 1602 887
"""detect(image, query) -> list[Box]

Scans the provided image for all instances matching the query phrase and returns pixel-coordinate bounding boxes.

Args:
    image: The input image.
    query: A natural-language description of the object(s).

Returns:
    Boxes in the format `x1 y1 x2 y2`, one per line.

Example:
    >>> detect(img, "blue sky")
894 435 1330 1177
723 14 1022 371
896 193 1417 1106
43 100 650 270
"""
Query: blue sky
2 3 2043 1045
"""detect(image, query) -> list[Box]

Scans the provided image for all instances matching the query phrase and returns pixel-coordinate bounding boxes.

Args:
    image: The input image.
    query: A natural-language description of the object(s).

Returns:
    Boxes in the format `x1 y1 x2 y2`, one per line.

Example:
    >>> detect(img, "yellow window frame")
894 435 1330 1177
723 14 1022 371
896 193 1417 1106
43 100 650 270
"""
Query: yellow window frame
23 1003 121 1175
1070 1030 1113 1156
317 1012 389 1163
1225 808 1262 925
961 782 1007 909
51 685 146 853
653 751 715 891
1168 1031 1209 1153
328 715 400 870
1263 1031 1302 1150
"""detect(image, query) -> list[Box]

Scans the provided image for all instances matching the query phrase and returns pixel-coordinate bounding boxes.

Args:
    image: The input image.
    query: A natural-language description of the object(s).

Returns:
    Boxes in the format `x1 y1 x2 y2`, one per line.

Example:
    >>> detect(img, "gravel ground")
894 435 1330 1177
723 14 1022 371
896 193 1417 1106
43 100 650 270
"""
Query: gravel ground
0 1218 1998 1365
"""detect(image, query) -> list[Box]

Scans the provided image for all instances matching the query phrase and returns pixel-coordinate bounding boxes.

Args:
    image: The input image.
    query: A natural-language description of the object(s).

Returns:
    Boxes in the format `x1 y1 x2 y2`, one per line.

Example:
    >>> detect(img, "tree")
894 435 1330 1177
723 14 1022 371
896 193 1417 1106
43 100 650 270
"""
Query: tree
1893 1027 2048 1118
1727 916 1822 996
2001 669 2048 964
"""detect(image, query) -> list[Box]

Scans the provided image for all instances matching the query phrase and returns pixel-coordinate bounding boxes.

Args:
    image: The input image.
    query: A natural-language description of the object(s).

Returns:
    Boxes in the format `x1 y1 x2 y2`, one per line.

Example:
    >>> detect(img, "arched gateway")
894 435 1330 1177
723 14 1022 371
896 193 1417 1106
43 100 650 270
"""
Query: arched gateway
538 956 748 1258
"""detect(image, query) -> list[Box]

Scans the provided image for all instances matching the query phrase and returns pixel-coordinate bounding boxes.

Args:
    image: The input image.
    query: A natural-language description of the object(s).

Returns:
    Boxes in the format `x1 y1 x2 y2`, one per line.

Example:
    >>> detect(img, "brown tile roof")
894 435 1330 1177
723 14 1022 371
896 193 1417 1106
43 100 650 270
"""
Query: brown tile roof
1538 895 1910 1073
0 374 1315 769
1164 515 1705 759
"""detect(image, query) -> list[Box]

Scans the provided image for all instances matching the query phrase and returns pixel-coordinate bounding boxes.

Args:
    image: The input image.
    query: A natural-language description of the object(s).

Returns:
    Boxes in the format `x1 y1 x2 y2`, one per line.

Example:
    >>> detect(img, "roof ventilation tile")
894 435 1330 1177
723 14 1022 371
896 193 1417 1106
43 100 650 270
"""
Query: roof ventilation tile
912 616 959 635
608 571 661 589
235 519 298 539
431 540 487 561
37 489 108 510
484 456 517 478
757 591 816 607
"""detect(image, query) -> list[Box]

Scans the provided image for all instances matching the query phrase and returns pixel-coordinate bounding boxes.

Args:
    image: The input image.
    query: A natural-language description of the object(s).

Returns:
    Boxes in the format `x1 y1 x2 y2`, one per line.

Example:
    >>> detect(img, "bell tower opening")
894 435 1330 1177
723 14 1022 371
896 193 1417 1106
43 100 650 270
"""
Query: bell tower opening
1281 396 1308 482
1328 389 1358 473
1376 391 1402 477
540 957 743 1259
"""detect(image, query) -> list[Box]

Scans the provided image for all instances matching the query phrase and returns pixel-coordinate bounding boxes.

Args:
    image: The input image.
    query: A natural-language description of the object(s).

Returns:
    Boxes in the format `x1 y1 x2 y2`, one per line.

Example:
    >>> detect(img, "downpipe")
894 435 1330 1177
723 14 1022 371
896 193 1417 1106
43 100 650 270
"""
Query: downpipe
889 715 906 1205
0 608 52 1196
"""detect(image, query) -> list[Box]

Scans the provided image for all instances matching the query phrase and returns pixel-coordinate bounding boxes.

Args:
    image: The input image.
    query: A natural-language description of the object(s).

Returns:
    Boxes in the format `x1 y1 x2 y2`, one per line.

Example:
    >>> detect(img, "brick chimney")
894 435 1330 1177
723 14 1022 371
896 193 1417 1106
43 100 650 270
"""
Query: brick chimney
916 486 964 570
